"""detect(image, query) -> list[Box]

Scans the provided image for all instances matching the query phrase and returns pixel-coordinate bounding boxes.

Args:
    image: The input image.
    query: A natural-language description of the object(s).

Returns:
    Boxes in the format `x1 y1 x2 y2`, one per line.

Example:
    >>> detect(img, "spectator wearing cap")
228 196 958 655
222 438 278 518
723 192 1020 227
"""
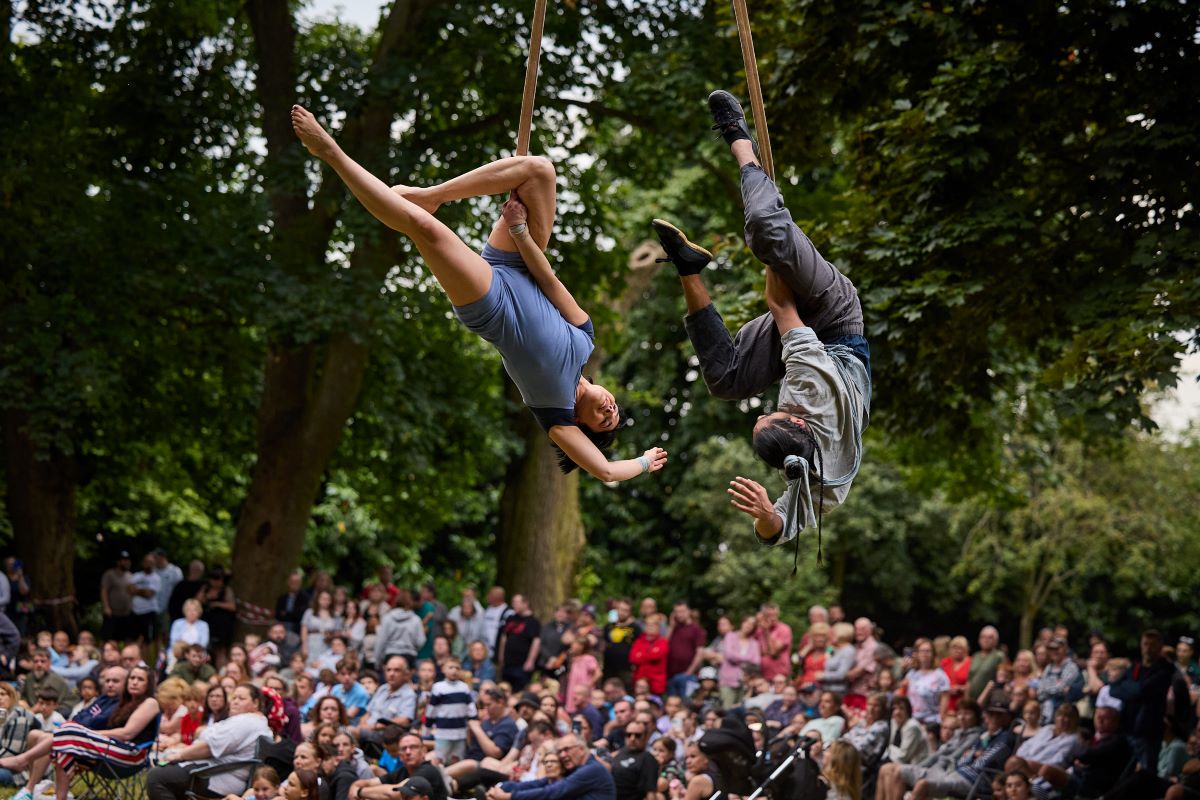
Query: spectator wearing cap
887 693 1015 800
1035 637 1081 723
350 732 447 800
1109 628 1174 770
691 666 719 709
100 552 133 641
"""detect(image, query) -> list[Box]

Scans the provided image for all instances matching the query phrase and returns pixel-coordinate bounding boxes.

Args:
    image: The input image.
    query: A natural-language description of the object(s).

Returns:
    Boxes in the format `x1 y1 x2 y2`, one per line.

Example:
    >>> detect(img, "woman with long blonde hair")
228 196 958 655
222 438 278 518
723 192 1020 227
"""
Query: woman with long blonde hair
821 740 862 800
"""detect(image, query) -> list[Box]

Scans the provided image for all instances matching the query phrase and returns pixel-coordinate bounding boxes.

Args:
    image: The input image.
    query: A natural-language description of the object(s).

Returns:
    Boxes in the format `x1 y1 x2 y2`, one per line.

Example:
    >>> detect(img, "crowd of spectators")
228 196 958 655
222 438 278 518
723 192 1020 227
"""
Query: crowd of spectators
0 552 1196 800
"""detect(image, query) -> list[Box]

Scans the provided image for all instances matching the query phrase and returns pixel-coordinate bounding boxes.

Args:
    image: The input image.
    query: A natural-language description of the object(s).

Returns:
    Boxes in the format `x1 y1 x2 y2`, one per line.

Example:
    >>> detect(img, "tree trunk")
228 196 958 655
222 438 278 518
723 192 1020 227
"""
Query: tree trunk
497 379 585 618
1019 602 1037 652
229 332 369 620
230 0 434 619
2 410 77 632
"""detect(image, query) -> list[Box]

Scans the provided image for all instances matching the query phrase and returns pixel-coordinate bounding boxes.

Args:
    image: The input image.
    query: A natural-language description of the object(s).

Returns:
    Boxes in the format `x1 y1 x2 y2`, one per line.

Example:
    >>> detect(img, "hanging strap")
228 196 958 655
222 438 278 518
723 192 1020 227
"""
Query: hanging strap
516 0 549 156
730 0 775 181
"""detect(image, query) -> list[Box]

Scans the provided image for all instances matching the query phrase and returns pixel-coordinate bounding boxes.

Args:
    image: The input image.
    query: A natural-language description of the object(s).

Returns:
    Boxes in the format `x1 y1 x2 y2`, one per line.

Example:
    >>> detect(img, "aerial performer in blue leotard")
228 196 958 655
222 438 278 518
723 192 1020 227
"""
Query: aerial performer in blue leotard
291 105 667 482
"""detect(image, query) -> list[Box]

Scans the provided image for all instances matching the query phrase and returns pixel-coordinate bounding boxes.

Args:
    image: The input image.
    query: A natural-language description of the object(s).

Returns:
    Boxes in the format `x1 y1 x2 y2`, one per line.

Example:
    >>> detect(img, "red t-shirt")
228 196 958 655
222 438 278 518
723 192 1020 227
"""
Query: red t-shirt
629 635 670 694
941 656 972 712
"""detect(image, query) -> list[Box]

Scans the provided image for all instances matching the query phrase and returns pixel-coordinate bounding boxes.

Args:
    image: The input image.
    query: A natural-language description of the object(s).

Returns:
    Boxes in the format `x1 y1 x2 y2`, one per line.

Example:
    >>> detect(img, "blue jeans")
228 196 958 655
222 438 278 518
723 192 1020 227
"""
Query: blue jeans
666 673 698 700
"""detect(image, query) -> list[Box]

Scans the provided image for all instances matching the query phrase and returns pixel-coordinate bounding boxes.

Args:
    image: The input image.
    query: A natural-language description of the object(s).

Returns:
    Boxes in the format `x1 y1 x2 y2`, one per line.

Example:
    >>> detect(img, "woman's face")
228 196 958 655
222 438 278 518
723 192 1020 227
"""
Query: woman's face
230 646 247 665
208 688 226 711
185 603 200 622
280 772 305 800
253 779 276 800
867 698 886 722
818 692 837 718
716 617 733 636
915 643 934 669
892 703 910 724
316 726 335 746
333 587 348 606
951 642 968 660
740 616 757 636
319 699 340 722
684 746 706 773
470 642 486 661
812 632 828 648
1022 701 1040 726
1053 709 1073 735
293 744 318 772
0 691 12 710
652 741 672 766
229 687 257 716
127 668 149 697
316 591 333 612
575 381 619 433
542 751 563 779
1005 774 1031 800
334 734 354 761
1014 652 1033 676
539 696 558 717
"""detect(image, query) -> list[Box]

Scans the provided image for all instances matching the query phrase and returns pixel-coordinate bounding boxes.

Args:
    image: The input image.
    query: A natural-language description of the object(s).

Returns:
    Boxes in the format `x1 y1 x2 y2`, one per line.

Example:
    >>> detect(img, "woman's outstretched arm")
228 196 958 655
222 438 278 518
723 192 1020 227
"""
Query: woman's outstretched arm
549 426 667 482
503 196 588 326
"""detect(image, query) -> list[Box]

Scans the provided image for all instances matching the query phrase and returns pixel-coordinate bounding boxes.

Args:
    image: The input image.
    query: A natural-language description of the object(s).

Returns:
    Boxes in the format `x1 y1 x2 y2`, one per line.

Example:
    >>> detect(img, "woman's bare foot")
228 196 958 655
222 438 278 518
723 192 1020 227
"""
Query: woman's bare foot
389 184 441 215
290 105 338 160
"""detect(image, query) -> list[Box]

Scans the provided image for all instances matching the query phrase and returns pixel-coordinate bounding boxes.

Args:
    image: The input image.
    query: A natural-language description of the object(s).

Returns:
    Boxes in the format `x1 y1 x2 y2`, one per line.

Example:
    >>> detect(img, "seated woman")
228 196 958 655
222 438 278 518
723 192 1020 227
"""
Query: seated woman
302 696 349 740
0 683 38 787
1003 703 1085 776
840 693 890 773
682 742 716 800
794 691 847 745
290 106 667 482
7 665 160 800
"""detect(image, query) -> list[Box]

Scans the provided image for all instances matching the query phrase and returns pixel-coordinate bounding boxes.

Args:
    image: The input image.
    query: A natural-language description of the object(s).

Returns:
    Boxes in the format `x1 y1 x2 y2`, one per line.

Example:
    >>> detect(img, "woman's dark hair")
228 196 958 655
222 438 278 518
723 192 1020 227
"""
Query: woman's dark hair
109 665 157 728
205 685 229 723
554 423 619 474
293 768 320 800
890 695 913 718
238 682 264 713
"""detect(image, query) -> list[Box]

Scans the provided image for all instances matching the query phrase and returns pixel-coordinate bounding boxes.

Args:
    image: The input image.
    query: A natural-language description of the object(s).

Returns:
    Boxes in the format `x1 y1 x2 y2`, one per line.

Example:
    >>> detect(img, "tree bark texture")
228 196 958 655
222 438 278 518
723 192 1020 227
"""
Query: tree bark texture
496 378 584 619
2 410 78 632
231 0 434 621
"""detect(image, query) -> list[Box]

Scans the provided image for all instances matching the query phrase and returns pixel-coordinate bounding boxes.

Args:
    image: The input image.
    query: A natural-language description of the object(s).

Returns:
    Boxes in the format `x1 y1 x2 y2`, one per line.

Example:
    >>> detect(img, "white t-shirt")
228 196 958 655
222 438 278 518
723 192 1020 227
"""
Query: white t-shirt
194 712 271 795
128 572 161 616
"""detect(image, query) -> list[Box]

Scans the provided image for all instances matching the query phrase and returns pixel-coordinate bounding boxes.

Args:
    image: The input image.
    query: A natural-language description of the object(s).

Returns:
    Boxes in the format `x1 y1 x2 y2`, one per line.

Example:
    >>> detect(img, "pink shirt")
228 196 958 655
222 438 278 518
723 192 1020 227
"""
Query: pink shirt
849 636 878 695
565 654 598 713
757 622 793 680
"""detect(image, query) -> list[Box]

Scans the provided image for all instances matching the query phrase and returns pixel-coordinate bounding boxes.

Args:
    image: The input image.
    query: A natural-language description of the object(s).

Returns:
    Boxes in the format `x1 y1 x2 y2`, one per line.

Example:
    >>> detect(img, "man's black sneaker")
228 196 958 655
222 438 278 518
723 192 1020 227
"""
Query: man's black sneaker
652 219 712 276
708 89 759 155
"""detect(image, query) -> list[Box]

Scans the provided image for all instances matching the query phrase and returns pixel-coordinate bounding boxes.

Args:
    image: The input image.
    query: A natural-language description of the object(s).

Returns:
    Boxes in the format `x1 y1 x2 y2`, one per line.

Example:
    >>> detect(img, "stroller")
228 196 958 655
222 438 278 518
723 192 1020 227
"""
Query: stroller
698 718 827 799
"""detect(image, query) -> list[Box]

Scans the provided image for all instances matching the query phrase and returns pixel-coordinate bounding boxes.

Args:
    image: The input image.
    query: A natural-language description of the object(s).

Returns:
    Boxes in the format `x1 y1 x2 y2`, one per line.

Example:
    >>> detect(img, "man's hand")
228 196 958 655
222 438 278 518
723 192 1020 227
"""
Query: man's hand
642 447 668 473
728 476 774 522
486 787 512 800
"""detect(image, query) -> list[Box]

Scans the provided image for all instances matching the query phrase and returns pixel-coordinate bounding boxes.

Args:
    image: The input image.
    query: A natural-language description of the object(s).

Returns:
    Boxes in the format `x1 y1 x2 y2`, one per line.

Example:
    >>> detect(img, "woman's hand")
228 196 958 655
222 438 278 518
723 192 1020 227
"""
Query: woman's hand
502 194 528 227
642 447 668 473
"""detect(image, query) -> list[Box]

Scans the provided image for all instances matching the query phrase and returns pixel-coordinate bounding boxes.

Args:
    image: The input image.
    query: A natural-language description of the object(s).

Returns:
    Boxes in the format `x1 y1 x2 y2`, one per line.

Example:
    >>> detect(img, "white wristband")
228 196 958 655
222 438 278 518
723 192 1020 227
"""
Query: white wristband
508 222 528 236
637 455 651 474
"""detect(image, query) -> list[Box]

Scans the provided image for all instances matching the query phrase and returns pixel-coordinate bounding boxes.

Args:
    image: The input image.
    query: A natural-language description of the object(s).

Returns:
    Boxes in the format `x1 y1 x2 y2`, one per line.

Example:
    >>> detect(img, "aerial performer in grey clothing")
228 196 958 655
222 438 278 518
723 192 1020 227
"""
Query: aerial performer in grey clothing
290 105 667 482
653 91 872 563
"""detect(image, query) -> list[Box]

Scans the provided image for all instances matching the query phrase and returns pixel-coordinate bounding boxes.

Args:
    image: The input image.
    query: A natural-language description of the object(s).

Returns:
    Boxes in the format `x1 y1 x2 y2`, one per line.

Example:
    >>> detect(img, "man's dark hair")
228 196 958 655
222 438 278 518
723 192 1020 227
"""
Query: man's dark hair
381 724 405 745
751 411 817 471
36 688 60 703
529 720 555 737
483 688 506 703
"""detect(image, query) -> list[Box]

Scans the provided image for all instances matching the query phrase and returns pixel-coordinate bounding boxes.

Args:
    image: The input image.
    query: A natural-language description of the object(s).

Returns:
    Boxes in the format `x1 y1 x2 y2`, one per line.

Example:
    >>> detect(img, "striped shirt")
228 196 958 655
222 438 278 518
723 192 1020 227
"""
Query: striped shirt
426 679 475 741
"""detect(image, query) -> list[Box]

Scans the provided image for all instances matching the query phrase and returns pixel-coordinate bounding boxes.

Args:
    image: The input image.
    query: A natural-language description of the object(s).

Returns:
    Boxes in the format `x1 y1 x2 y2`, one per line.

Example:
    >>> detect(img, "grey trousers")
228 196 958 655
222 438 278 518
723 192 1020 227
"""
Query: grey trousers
684 165 865 401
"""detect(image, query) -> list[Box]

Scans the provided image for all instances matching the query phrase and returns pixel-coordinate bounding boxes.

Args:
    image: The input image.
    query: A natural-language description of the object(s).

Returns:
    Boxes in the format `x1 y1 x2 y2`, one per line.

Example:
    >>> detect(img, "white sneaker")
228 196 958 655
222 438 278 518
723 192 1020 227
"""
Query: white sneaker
13 788 34 800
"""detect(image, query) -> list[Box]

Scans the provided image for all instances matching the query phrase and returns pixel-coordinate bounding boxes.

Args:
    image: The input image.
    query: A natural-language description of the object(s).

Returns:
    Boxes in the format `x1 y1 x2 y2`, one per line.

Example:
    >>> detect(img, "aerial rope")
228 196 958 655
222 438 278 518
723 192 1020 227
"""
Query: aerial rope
515 0 549 157
730 0 775 181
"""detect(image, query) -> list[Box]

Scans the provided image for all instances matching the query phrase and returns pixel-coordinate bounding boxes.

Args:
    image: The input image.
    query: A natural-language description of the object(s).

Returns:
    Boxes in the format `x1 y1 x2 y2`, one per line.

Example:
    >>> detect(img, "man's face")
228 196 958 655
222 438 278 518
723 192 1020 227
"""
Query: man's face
614 701 633 724
142 554 155 572
187 648 206 667
487 587 504 606
102 669 126 697
268 624 286 643
398 735 425 769
558 736 584 770
624 723 647 752
673 603 689 624
121 645 140 668
957 706 979 730
554 606 569 622
287 573 302 592
664 696 681 717
338 669 355 689
1095 707 1119 736
512 595 528 615
616 601 631 621
572 685 590 709
640 598 656 619
979 627 998 651
32 653 50 675
763 606 779 626
52 632 69 652
1049 645 1065 664
984 709 1009 734
782 687 798 705
385 657 409 688
1179 641 1194 662
854 618 871 643
1142 635 1163 662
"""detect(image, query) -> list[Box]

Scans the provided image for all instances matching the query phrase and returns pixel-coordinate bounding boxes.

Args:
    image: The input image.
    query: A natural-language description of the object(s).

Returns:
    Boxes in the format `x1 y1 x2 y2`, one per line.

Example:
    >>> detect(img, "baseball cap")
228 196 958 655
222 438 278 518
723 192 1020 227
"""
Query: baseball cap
395 777 433 798
515 692 540 710
698 666 718 681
